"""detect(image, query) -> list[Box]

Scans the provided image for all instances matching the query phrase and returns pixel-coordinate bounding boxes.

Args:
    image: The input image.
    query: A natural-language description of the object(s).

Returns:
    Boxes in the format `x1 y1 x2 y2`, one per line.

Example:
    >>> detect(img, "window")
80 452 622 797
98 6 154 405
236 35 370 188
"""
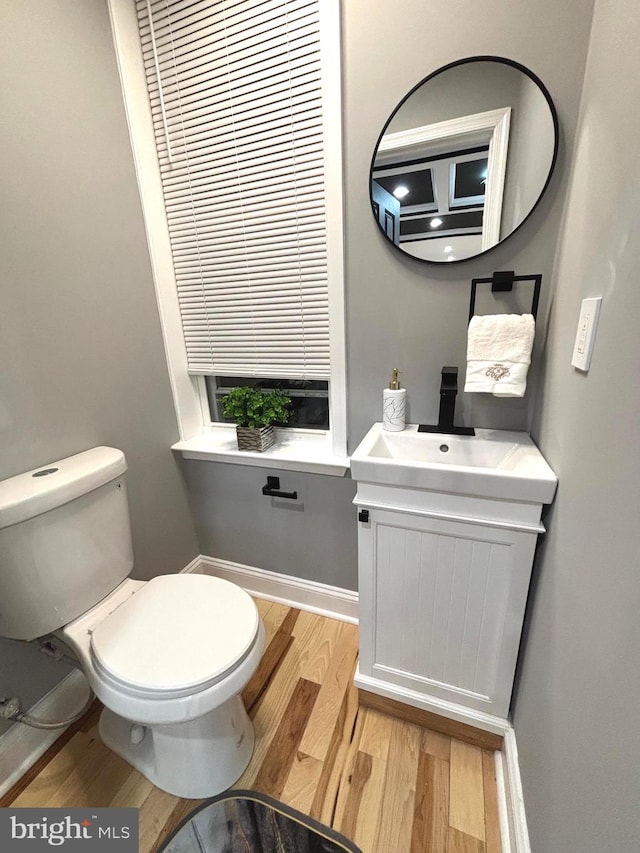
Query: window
109 0 346 466
207 376 329 429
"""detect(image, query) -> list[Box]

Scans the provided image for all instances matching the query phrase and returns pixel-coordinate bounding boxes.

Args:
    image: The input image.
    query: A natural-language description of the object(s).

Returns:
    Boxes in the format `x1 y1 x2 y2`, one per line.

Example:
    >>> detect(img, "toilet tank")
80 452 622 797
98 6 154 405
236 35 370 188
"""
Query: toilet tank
0 447 134 640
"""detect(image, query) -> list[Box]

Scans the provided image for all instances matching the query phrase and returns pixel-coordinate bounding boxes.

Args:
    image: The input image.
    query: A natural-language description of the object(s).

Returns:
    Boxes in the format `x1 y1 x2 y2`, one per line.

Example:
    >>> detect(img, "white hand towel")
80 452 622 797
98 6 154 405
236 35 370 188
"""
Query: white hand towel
464 314 535 397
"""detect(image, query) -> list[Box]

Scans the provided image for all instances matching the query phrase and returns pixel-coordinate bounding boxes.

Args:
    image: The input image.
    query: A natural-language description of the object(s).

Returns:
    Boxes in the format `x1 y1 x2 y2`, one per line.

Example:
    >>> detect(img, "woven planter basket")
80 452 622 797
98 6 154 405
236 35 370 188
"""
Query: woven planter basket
236 425 275 452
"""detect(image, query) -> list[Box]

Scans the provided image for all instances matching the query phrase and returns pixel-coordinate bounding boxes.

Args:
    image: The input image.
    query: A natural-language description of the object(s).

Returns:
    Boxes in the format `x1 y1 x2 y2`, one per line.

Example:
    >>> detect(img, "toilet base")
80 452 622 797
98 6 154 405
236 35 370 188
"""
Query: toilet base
99 694 255 799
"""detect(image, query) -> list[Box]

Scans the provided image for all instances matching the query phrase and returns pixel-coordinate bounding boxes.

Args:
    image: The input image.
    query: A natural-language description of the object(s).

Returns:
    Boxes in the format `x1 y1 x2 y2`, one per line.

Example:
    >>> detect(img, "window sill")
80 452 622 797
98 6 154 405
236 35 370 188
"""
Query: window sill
172 426 350 477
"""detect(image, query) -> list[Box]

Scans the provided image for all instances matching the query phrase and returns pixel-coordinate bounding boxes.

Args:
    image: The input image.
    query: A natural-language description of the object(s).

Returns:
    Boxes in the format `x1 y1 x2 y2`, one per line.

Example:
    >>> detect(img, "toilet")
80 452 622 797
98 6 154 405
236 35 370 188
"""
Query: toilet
0 447 265 799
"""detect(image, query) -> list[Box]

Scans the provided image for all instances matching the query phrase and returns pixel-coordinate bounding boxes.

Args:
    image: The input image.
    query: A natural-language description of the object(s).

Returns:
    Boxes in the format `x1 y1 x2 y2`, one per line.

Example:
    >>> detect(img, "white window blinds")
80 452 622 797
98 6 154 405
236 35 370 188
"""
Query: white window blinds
136 0 331 379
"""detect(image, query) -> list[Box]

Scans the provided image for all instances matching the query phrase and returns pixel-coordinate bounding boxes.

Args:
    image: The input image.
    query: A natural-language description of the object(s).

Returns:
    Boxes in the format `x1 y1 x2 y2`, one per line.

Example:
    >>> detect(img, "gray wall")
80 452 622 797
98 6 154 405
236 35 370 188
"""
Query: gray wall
0 0 600 765
507 74 556 236
344 0 594 446
386 60 521 133
512 0 640 849
0 0 198 733
186 0 594 583
183 462 358 590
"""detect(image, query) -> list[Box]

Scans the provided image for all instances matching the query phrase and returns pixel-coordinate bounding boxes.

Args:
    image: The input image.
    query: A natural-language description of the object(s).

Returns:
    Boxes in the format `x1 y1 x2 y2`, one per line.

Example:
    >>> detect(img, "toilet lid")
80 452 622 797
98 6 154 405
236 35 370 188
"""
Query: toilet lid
90 574 259 696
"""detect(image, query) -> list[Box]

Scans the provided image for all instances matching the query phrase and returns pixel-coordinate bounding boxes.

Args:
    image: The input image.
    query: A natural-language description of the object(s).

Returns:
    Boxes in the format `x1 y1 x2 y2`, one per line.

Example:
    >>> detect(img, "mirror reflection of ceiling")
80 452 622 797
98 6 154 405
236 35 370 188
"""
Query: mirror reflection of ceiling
370 58 558 264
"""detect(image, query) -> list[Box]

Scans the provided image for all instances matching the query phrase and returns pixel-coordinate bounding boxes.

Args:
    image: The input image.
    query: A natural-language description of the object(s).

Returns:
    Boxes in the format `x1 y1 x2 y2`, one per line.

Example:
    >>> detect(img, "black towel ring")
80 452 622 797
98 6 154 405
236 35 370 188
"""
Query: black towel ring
469 271 542 322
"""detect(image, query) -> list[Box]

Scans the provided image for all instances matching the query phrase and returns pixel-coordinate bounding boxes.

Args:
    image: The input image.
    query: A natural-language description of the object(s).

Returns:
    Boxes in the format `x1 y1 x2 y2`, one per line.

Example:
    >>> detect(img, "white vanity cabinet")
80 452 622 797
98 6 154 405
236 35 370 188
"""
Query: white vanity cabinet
351 424 557 732
354 476 544 731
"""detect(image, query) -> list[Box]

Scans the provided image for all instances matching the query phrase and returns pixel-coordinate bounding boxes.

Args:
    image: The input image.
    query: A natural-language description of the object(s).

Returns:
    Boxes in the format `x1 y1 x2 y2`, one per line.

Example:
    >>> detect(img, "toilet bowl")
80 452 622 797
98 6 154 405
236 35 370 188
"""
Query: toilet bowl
58 573 265 798
0 447 265 799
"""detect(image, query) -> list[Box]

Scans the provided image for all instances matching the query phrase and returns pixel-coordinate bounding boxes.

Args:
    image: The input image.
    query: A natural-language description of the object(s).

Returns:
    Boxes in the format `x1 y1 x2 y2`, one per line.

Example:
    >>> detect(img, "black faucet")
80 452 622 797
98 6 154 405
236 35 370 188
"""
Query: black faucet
438 366 458 430
418 366 475 436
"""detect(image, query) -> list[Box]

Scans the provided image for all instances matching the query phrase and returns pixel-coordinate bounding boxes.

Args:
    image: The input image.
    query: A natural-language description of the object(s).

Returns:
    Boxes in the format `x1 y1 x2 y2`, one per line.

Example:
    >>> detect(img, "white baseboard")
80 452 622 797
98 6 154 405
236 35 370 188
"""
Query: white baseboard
195 555 359 624
0 670 91 799
354 667 511 737
495 727 531 853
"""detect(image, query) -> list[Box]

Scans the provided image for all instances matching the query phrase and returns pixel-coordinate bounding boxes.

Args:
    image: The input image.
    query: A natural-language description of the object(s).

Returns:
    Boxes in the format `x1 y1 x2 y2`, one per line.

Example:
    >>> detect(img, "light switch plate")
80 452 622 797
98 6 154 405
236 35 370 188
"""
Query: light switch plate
571 297 602 371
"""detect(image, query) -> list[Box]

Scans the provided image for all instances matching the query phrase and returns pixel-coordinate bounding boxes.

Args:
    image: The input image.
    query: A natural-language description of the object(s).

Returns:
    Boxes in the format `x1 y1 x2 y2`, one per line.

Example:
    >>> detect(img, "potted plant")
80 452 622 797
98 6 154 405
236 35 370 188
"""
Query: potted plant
221 386 292 452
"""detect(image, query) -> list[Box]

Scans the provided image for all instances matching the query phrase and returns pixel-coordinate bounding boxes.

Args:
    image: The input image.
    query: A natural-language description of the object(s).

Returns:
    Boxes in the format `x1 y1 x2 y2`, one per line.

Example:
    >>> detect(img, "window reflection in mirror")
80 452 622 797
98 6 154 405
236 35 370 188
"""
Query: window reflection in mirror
370 57 558 264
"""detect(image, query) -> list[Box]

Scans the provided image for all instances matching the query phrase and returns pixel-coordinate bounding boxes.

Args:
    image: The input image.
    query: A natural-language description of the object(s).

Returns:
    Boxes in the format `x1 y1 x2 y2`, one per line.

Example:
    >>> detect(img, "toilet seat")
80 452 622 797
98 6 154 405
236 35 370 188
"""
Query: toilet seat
90 574 260 700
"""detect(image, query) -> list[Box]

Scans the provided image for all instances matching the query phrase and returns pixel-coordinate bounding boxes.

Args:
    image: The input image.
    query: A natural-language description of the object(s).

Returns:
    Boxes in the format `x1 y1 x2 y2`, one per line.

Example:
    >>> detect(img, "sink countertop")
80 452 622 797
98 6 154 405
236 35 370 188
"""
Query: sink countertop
350 423 557 504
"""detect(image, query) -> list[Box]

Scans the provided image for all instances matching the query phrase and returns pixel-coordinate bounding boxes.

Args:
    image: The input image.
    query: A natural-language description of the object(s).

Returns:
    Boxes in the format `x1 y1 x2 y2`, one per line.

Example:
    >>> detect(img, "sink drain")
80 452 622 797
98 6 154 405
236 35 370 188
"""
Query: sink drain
439 444 450 453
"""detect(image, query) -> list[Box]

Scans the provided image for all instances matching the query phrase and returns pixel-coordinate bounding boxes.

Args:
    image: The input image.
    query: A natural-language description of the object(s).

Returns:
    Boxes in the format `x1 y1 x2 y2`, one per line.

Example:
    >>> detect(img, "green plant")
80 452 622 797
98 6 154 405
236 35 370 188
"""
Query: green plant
221 386 292 429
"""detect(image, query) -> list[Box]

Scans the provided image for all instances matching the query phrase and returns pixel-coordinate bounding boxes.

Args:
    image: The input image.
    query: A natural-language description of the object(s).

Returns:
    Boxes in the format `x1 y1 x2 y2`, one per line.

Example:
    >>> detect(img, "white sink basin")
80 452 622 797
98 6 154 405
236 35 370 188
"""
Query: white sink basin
350 423 557 503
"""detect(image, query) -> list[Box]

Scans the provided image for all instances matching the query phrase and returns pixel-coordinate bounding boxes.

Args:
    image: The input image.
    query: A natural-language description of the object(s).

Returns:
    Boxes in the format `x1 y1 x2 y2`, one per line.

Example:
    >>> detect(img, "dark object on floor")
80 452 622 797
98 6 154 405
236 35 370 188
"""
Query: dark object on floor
158 790 362 853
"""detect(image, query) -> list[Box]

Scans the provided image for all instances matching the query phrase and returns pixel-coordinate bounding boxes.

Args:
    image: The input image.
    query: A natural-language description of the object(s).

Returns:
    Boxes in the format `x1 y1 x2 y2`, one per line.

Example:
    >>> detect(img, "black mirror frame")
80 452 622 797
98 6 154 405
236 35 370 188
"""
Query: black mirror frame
369 55 560 265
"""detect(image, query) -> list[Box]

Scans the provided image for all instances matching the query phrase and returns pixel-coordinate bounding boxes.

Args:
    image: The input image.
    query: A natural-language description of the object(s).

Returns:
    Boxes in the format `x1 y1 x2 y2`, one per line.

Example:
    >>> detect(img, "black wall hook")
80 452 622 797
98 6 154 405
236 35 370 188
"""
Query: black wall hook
262 476 298 500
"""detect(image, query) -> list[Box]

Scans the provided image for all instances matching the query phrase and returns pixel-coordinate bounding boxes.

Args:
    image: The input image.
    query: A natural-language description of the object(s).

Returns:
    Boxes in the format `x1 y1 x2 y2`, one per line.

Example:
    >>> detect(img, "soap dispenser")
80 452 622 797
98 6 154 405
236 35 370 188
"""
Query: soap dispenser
383 368 406 431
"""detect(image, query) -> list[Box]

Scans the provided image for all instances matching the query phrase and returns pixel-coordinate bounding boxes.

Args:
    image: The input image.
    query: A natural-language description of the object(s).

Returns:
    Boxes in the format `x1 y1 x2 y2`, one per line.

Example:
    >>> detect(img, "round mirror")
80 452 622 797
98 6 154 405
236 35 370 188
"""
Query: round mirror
370 56 558 264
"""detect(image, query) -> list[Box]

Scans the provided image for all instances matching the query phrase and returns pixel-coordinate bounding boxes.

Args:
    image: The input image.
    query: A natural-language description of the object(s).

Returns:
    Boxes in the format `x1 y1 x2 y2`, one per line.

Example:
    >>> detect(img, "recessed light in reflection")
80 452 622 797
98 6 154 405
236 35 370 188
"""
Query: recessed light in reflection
393 185 410 199
444 245 453 253
447 256 456 261
430 217 443 228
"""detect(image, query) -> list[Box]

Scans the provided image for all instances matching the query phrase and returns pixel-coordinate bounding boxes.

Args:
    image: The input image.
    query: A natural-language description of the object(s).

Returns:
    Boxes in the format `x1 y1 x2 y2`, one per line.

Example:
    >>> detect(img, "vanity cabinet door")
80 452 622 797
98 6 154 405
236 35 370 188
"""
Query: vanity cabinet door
357 507 537 718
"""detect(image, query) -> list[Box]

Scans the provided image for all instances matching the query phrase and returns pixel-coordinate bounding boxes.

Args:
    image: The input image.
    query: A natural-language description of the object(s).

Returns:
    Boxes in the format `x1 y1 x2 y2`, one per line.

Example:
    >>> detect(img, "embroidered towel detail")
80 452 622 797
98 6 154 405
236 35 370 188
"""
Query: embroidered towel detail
464 314 535 397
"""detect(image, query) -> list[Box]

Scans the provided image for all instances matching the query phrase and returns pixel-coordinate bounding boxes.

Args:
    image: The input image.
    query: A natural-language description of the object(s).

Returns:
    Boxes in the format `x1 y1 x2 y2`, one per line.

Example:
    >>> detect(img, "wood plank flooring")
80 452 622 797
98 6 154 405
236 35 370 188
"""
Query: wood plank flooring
1 600 501 852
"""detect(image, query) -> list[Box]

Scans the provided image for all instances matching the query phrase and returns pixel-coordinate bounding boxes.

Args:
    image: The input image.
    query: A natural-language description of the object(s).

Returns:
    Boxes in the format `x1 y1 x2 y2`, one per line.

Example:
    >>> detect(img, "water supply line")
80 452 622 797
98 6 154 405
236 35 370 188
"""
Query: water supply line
0 640 95 730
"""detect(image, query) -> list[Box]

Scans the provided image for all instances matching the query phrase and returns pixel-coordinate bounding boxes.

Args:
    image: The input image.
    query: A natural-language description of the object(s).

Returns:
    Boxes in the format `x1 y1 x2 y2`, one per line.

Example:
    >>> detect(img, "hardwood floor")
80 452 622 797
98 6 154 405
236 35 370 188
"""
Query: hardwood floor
1 600 501 852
